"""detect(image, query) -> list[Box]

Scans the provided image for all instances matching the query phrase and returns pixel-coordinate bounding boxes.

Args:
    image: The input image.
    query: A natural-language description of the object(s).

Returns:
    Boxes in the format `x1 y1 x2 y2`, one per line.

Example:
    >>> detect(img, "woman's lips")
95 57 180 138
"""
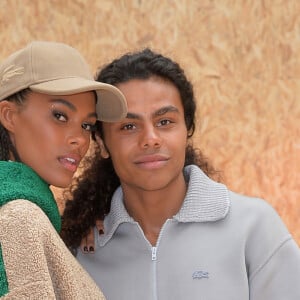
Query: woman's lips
58 155 80 173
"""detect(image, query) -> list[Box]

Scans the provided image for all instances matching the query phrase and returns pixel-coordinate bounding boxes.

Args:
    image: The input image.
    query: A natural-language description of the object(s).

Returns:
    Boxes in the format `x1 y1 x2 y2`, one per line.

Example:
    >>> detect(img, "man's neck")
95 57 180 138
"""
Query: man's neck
122 174 187 246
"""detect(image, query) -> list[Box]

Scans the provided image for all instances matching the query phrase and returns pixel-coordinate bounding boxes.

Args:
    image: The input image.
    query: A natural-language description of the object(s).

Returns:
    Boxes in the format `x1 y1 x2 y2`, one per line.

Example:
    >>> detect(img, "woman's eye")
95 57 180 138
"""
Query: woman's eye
53 112 67 122
82 123 96 132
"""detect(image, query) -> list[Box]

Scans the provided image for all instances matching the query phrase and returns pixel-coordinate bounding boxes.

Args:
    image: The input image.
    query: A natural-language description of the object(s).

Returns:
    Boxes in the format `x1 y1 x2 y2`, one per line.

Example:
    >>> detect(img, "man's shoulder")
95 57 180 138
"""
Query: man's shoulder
229 191 278 217
228 191 290 239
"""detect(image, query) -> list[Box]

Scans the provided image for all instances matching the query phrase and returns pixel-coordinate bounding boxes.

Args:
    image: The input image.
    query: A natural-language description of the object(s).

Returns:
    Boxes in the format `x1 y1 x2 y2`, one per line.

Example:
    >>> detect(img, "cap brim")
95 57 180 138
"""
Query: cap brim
30 77 127 122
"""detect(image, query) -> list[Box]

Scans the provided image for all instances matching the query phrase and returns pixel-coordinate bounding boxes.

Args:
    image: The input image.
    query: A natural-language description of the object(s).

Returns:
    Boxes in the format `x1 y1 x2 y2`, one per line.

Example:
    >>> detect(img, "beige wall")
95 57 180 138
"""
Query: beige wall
1 0 299 244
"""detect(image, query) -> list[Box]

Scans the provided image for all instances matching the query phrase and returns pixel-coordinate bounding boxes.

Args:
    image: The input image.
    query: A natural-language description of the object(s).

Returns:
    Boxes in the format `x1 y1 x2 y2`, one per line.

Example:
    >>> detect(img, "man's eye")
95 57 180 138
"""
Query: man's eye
122 123 136 130
158 119 171 126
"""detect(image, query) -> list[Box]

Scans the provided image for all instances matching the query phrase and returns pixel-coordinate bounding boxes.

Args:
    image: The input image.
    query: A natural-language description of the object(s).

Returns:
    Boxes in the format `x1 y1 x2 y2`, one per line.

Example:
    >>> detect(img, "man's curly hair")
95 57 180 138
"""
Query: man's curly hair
60 48 221 249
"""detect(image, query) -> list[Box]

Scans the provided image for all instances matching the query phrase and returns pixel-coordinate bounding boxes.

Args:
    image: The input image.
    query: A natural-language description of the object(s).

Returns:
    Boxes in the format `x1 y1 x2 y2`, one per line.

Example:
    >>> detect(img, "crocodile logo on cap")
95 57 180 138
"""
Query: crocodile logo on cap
1 65 24 85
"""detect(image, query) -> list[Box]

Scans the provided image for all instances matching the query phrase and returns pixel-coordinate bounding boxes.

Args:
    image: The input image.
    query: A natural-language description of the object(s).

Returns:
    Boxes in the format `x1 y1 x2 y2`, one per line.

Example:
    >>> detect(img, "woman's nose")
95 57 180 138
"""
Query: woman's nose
68 127 90 148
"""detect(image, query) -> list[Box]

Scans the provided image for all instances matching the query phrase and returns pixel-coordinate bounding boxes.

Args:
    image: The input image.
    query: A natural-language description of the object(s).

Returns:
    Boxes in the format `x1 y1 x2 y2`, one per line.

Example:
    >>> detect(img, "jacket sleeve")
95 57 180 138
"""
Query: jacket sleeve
250 238 300 299
246 198 300 299
0 199 105 300
0 245 8 297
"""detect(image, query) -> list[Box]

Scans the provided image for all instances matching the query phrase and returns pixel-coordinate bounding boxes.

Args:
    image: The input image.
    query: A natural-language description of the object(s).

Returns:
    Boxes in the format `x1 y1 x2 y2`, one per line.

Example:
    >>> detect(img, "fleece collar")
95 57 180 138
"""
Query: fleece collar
100 165 230 246
0 161 61 232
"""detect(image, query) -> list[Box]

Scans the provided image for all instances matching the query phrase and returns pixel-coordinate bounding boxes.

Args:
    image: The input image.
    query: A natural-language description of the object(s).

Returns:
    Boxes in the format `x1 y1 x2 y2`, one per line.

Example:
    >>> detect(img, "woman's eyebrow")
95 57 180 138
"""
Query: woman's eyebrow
50 98 97 118
50 98 76 111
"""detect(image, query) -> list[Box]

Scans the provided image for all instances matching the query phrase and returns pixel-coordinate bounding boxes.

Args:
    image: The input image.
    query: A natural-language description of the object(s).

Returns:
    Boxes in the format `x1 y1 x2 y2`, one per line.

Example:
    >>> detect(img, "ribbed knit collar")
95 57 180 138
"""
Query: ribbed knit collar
101 165 230 246
0 161 61 232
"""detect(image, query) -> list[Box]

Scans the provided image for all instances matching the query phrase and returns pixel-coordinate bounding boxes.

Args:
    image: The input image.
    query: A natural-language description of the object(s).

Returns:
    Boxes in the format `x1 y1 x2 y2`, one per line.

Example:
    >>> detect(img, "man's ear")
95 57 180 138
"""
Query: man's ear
0 100 18 133
95 135 110 159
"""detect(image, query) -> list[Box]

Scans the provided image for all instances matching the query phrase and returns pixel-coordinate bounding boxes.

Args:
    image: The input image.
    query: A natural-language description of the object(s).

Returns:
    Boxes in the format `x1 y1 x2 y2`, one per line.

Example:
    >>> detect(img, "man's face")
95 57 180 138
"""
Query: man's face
102 77 188 193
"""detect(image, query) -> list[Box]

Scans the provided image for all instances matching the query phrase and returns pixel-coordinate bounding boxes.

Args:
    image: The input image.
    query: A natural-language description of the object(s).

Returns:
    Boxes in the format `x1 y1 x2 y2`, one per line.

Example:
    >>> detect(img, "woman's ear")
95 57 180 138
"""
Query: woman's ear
0 100 18 133
95 135 110 159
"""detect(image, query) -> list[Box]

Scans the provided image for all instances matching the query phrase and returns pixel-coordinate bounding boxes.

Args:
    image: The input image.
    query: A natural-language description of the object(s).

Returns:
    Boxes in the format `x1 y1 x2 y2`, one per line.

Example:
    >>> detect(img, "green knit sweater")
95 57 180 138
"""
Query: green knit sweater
0 161 61 297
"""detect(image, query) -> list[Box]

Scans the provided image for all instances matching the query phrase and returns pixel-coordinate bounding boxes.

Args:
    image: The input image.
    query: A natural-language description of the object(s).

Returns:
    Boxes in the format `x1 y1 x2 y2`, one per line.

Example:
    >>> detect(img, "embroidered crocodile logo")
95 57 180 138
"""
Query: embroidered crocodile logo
192 270 209 279
1 65 24 85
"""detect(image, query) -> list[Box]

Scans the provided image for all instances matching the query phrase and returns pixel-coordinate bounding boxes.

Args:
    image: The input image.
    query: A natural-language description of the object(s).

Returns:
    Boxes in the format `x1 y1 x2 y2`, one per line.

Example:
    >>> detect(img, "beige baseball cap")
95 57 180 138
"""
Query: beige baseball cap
0 41 127 122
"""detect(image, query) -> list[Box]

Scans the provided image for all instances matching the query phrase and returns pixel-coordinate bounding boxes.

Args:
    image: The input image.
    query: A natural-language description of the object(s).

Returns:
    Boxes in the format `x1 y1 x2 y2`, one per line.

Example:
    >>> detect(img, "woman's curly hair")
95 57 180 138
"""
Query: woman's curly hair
0 89 30 161
61 48 221 249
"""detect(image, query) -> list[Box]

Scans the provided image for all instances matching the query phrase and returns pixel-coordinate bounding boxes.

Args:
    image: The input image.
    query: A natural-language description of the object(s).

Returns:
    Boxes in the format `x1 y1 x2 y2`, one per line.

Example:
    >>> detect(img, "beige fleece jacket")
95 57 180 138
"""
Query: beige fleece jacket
0 199 105 300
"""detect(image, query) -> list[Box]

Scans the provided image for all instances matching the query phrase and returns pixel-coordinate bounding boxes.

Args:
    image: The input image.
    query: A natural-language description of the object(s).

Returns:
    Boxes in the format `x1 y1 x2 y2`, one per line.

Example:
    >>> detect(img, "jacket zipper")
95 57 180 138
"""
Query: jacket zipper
152 246 157 261
151 220 170 300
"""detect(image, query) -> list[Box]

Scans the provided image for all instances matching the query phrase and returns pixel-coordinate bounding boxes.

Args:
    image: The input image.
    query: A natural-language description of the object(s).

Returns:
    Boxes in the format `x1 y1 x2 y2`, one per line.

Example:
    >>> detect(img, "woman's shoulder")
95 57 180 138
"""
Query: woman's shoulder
0 199 55 235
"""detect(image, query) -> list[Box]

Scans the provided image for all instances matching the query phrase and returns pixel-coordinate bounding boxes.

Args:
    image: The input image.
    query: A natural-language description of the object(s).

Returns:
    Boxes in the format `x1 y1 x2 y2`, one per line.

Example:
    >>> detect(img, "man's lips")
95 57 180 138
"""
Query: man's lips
134 154 169 169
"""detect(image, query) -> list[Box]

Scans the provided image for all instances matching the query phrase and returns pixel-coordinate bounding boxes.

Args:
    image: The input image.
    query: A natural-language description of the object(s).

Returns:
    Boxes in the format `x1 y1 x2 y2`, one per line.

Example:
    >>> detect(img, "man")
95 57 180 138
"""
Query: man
62 48 300 300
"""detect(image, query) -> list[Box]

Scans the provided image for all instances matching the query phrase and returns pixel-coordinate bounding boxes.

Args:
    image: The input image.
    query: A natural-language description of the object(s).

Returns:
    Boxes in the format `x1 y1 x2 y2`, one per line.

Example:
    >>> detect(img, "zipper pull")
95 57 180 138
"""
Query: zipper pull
152 247 157 261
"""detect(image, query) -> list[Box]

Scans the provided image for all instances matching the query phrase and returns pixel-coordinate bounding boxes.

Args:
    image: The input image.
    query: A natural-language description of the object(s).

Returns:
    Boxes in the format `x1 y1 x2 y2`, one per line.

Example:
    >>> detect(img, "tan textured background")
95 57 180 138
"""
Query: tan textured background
1 0 299 245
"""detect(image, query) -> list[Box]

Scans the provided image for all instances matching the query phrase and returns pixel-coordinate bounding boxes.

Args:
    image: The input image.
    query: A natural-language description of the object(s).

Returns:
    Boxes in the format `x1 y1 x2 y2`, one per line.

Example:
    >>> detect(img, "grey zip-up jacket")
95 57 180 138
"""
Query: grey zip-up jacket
77 165 300 300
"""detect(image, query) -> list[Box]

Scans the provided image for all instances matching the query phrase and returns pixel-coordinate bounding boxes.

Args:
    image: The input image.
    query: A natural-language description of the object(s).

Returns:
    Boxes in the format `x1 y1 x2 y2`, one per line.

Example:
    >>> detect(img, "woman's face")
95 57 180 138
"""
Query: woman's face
8 91 97 188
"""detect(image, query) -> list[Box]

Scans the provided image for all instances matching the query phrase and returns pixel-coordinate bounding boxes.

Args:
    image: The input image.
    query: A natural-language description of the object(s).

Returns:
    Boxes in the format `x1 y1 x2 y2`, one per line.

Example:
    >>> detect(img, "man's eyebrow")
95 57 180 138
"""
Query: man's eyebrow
153 105 179 117
126 112 141 120
50 98 97 118
126 105 179 120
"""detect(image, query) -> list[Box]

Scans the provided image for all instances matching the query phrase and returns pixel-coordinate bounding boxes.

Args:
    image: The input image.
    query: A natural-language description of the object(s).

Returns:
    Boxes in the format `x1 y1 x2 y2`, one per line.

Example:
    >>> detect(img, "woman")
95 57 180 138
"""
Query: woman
0 41 126 299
